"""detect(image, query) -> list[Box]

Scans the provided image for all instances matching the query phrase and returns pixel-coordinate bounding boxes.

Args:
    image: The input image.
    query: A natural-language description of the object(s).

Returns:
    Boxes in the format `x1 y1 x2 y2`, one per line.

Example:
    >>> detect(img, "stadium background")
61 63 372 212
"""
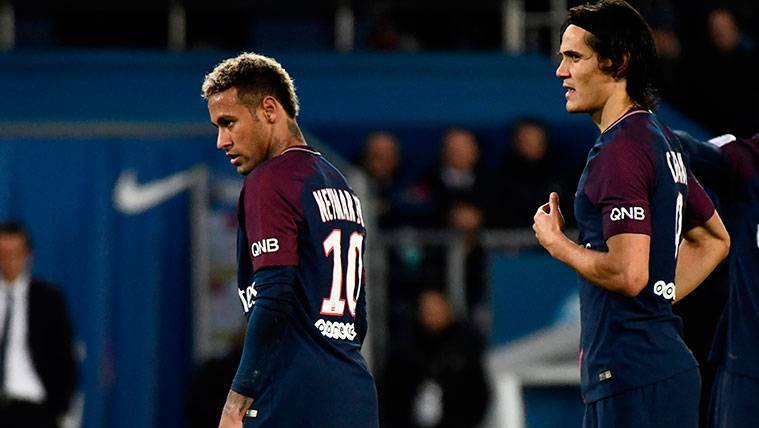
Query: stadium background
0 1 756 427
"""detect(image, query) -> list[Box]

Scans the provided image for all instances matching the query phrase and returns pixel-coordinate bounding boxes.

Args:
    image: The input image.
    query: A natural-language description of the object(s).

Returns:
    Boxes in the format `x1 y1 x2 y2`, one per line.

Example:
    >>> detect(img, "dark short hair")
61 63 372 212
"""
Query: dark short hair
0 221 33 251
201 52 300 118
562 0 658 109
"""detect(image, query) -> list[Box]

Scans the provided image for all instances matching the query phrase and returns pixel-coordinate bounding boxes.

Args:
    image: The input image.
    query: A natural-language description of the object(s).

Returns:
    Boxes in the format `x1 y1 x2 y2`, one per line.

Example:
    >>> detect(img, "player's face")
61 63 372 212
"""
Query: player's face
556 25 617 116
208 87 273 175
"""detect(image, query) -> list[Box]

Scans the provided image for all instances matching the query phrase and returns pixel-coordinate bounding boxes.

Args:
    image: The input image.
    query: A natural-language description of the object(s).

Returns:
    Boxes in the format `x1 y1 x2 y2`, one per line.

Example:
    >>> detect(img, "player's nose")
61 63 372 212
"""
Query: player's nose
555 59 569 78
216 130 232 150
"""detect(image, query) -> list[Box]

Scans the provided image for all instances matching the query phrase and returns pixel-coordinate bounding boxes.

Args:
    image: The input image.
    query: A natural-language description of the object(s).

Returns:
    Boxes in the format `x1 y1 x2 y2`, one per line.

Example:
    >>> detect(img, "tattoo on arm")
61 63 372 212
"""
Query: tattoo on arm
222 390 254 418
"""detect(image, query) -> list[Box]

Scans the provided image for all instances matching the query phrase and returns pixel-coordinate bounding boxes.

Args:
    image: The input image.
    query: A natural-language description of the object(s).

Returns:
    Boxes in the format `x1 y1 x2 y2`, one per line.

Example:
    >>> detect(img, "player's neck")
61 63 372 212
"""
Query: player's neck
594 89 636 133
271 119 307 156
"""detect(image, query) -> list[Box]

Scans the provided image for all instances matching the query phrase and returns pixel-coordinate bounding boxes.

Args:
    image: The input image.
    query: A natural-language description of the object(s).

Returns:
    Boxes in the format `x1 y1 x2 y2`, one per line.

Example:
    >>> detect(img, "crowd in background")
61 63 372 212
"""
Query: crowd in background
353 120 578 427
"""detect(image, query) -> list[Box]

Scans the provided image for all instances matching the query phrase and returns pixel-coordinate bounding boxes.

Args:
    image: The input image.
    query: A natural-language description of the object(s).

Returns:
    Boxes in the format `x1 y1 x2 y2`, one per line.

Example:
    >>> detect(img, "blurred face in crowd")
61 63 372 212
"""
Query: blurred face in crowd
449 201 483 233
0 233 30 283
708 9 740 53
442 129 479 171
556 25 619 118
209 87 275 175
513 124 548 161
419 290 452 333
363 132 400 180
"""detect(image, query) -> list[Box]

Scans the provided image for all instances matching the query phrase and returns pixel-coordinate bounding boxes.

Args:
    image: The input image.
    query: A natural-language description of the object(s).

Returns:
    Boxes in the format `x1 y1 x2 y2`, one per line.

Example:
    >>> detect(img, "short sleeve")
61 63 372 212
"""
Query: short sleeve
242 167 303 270
584 137 655 240
685 172 715 227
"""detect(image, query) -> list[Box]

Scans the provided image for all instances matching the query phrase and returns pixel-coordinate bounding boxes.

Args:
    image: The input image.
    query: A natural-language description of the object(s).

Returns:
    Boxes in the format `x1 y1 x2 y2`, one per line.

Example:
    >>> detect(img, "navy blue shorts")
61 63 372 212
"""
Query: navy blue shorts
241 384 379 428
583 368 700 428
708 367 759 428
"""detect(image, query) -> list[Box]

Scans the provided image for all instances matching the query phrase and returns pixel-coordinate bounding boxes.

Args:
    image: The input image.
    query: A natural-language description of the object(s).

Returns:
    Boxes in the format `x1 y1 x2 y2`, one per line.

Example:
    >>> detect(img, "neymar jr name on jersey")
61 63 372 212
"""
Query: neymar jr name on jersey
312 187 365 226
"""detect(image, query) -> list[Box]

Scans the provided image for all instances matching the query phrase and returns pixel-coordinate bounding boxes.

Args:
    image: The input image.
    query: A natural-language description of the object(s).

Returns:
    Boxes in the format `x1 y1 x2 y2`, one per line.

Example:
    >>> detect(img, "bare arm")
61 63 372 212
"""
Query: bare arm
674 211 730 301
533 192 650 296
218 390 253 428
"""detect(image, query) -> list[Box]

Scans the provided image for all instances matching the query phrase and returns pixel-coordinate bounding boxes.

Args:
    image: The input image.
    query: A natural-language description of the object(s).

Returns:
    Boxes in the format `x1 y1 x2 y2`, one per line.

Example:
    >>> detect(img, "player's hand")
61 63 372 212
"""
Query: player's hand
218 412 243 428
533 192 566 253
218 390 252 428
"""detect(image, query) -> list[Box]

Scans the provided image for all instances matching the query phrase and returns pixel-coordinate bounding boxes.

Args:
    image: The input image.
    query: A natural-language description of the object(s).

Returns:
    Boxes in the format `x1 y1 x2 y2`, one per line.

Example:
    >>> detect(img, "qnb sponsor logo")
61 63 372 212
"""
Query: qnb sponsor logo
314 319 357 341
609 206 645 222
653 280 676 301
238 282 257 313
251 238 279 257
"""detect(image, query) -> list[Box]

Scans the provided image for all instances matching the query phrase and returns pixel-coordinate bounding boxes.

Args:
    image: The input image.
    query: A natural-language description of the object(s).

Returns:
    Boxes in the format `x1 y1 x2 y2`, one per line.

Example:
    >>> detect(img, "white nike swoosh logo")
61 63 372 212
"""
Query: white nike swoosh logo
113 165 206 214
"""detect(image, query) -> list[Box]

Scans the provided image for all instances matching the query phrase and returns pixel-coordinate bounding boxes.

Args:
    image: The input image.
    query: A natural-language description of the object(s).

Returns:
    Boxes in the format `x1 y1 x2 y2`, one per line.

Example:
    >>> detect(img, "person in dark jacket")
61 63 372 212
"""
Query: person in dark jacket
0 221 77 428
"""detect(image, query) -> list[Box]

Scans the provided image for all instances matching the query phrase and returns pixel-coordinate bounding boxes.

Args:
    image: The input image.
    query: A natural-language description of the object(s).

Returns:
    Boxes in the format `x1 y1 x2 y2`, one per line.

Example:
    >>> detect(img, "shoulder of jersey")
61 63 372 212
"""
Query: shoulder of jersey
252 148 319 180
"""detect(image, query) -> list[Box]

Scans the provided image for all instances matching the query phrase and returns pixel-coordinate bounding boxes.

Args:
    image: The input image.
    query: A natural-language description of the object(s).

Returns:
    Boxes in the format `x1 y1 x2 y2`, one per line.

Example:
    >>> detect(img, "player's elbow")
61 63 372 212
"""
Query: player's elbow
618 269 648 297
717 232 731 262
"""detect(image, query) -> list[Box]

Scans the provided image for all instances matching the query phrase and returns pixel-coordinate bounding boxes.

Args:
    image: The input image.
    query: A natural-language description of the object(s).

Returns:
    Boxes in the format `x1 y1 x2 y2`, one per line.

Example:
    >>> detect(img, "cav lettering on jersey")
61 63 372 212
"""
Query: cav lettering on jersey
312 188 365 227
665 151 688 185
609 206 645 222
239 282 257 313
251 238 280 258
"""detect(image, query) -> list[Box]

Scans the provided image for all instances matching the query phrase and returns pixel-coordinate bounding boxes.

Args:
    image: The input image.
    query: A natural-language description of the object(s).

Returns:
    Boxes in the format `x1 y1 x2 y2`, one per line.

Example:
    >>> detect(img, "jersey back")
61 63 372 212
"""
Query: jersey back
573 111 714 402
237 146 377 427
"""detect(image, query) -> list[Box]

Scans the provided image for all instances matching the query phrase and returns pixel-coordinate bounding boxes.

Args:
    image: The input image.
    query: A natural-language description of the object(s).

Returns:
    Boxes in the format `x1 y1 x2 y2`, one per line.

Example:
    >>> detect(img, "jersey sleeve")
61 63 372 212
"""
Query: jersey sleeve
242 166 304 271
232 266 297 399
684 172 716 228
584 136 655 240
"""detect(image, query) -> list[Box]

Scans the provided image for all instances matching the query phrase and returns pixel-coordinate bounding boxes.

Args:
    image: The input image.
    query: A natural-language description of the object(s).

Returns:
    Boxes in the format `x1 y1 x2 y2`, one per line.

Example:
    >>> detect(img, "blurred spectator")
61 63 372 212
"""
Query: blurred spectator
421 127 490 228
681 8 758 136
447 201 489 332
489 118 574 228
644 1 686 107
359 131 414 229
358 130 437 228
382 289 490 428
651 25 684 105
359 131 404 228
0 221 77 428
361 132 401 183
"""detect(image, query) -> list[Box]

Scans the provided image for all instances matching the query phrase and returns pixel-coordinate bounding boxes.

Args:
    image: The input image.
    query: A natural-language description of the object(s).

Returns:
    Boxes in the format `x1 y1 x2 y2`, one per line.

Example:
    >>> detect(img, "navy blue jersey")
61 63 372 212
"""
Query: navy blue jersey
235 145 377 426
681 133 759 379
574 110 715 403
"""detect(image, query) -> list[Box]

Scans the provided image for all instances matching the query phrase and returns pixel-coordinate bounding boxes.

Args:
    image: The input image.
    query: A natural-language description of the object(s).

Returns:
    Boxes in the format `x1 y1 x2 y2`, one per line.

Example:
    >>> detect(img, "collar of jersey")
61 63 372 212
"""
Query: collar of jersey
602 108 651 135
280 145 321 156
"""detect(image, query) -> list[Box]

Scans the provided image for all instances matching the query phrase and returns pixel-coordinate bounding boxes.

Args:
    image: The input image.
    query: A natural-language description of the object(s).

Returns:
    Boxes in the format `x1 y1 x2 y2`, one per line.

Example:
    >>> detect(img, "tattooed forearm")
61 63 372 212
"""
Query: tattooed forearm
222 390 254 418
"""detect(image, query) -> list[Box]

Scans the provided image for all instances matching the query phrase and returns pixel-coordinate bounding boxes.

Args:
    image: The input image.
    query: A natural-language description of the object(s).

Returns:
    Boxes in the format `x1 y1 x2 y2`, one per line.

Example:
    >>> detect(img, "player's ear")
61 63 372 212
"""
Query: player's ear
261 96 278 123
613 53 630 79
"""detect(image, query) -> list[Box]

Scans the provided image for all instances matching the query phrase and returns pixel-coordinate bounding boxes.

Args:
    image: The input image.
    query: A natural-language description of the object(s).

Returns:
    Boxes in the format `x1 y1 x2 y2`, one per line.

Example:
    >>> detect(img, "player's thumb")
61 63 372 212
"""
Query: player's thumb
549 192 560 213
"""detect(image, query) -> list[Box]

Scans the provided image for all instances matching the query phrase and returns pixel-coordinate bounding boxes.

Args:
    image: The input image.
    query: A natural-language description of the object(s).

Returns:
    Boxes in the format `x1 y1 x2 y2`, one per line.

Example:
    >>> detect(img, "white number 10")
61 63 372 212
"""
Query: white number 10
320 229 364 317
